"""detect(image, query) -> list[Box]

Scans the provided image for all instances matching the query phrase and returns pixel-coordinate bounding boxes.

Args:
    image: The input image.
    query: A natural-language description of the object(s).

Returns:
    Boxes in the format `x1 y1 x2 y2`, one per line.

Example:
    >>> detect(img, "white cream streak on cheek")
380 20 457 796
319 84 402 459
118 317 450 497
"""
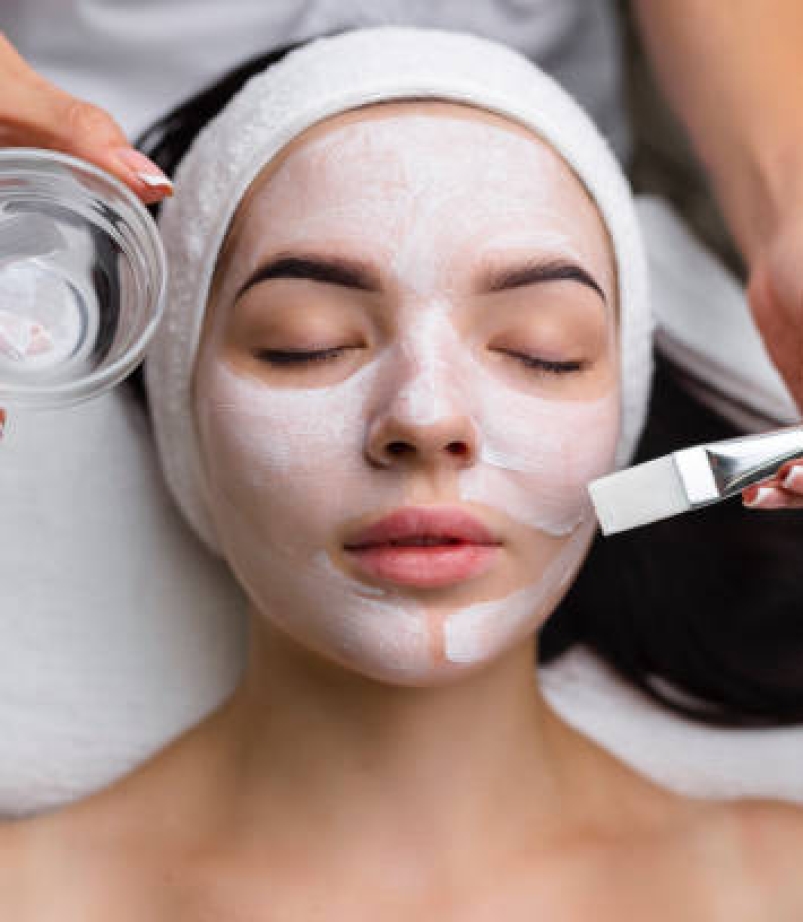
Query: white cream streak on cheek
303 551 433 674
202 359 378 475
443 522 593 663
313 550 388 599
459 350 620 536
238 530 432 678
200 451 432 678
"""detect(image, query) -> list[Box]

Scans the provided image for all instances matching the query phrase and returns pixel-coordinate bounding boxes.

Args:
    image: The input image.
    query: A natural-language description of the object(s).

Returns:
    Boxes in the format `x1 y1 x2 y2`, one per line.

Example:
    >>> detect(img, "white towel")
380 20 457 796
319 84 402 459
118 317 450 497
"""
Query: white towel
541 646 803 803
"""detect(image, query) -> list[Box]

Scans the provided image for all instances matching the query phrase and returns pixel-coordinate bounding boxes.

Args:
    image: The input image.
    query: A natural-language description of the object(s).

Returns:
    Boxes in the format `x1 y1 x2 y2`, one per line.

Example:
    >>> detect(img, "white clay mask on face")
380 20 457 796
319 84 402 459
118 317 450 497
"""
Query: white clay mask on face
195 107 620 684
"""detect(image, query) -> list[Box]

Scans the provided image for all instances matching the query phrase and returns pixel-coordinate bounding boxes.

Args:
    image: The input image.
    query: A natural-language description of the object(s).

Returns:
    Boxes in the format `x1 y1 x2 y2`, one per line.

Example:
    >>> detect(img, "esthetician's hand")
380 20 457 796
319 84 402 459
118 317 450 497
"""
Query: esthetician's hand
747 223 803 415
0 33 172 205
743 460 803 510
741 221 803 511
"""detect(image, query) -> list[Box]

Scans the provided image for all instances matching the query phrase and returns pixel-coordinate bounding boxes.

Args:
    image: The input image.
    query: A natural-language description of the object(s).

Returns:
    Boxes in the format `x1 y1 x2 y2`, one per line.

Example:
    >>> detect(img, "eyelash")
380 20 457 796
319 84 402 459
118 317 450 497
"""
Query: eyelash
256 347 347 366
256 348 584 375
499 350 585 375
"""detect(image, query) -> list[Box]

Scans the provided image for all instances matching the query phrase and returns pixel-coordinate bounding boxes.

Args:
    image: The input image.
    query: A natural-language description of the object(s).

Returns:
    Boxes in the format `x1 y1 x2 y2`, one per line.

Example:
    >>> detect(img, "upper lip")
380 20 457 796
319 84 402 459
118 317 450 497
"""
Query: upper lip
343 506 502 549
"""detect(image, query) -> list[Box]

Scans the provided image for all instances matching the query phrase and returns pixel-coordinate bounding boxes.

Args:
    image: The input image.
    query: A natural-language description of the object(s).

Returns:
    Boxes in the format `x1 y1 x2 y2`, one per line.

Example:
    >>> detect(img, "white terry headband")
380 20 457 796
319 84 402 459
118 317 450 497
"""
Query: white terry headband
146 26 653 553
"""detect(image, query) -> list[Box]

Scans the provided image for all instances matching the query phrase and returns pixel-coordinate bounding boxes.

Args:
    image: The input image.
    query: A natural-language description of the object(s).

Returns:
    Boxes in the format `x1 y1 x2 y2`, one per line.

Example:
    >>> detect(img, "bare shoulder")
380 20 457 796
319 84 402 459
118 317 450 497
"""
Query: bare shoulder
0 810 99 919
0 798 158 921
0 818 42 918
611 792 803 918
0 760 215 922
0 721 232 921
712 797 803 915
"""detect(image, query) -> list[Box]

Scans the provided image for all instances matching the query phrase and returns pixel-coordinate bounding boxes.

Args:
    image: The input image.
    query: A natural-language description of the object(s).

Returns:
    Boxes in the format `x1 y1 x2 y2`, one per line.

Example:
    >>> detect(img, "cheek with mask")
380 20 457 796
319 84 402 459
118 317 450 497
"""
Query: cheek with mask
194 109 621 685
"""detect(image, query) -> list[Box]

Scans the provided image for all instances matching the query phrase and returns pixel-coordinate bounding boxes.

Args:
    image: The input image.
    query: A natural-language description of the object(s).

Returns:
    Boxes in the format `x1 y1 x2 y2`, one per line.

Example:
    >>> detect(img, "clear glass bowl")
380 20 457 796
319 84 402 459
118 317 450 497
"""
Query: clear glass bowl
0 148 166 408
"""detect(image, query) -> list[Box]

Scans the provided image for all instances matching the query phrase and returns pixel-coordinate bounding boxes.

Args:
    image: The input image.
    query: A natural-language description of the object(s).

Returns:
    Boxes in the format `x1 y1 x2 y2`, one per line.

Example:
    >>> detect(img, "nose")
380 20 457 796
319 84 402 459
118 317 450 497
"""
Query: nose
366 411 479 471
365 306 480 470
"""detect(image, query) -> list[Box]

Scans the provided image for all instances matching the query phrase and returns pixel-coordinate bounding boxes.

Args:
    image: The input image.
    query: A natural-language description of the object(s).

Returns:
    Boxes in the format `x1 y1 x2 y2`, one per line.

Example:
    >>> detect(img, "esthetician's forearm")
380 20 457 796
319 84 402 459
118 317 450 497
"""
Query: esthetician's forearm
631 0 803 261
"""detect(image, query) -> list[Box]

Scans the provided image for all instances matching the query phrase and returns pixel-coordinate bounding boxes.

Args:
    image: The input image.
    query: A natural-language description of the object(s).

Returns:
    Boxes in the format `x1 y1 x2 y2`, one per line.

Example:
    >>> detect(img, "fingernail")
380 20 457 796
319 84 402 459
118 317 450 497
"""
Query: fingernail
112 148 173 193
0 409 7 440
782 466 803 493
744 486 782 508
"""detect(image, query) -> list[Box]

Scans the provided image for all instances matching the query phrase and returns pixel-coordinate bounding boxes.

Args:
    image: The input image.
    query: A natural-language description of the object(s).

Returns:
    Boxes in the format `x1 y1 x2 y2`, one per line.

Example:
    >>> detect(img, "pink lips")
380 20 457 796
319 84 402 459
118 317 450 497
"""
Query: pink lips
344 507 502 589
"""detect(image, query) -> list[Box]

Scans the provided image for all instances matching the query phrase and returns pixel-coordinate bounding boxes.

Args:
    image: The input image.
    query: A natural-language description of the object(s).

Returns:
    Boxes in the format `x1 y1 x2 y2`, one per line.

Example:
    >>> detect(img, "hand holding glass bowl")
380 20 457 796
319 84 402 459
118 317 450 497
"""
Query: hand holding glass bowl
0 149 166 427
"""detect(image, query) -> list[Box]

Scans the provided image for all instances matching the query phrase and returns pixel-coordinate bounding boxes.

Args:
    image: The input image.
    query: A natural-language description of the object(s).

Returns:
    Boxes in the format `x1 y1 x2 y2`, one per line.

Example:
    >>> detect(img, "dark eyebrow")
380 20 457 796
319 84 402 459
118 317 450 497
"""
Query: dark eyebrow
236 255 380 300
483 258 607 305
236 253 607 305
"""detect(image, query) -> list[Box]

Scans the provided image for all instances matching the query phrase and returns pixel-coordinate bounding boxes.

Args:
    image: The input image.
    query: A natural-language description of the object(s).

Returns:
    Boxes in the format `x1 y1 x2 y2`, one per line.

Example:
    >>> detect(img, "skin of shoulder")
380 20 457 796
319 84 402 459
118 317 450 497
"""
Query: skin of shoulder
0 808 157 922
575 790 803 920
2 779 803 920
726 797 803 913
0 820 36 918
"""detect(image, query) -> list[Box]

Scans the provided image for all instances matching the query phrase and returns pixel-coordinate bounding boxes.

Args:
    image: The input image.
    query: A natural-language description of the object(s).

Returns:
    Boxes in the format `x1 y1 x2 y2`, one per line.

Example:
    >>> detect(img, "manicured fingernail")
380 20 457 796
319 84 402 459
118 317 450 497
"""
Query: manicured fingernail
0 409 7 440
782 466 803 493
112 148 173 193
744 486 783 508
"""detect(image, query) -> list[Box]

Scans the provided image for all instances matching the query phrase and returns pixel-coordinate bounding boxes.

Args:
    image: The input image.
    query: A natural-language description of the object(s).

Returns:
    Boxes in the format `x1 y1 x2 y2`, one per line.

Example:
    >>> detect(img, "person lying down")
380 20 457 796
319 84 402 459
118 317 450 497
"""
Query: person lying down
2 26 802 919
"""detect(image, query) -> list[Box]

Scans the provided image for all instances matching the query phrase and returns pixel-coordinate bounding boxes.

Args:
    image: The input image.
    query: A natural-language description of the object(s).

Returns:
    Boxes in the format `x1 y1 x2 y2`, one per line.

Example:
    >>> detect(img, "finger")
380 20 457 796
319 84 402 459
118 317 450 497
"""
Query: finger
743 484 803 510
102 147 174 204
39 93 172 204
0 408 6 440
779 462 803 496
738 459 803 498
0 36 171 204
57 100 173 204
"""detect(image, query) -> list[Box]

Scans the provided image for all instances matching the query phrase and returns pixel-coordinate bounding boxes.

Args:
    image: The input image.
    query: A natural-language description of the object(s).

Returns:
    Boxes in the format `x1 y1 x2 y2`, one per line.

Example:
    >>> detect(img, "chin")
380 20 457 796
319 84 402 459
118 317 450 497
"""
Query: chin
301 624 542 689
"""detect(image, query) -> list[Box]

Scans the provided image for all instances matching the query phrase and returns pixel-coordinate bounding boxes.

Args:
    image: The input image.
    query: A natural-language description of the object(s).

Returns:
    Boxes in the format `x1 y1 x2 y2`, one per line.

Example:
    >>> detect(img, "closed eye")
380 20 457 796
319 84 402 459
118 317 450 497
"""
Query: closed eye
255 347 352 365
256 347 585 376
498 349 585 375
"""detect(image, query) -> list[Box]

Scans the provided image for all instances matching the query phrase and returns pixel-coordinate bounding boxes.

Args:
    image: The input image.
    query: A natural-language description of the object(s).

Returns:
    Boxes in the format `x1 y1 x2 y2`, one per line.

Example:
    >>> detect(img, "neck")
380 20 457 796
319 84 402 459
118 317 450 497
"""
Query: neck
198 607 614 873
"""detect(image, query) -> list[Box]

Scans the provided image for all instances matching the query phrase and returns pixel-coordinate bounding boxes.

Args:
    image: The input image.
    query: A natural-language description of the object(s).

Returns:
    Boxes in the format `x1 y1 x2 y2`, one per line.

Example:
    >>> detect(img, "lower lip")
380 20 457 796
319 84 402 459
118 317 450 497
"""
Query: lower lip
344 543 500 588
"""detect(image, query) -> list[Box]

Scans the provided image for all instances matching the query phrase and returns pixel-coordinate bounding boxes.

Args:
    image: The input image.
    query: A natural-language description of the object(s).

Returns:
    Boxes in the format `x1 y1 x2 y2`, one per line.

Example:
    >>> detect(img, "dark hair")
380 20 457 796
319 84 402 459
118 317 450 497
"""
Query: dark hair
542 354 803 727
132 42 803 728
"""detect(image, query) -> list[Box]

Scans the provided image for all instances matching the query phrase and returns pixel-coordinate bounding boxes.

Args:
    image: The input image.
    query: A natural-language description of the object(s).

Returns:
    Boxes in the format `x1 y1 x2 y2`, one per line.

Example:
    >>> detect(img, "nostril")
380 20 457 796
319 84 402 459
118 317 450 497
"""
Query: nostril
381 439 471 461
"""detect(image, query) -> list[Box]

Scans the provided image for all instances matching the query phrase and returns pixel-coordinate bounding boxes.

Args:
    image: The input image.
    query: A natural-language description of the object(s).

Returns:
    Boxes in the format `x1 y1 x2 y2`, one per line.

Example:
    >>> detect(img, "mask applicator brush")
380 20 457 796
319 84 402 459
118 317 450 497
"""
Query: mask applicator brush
588 426 803 535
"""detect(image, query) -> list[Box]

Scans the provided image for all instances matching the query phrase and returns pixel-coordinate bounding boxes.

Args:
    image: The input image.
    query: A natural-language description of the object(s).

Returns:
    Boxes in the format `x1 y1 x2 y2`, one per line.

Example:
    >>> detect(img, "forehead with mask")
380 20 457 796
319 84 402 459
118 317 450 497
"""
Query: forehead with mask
191 100 621 684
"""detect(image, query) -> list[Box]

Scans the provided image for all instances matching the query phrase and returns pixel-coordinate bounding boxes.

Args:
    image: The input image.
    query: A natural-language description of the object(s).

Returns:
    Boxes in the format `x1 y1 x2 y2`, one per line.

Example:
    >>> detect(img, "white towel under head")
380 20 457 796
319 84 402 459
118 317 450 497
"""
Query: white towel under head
146 26 653 552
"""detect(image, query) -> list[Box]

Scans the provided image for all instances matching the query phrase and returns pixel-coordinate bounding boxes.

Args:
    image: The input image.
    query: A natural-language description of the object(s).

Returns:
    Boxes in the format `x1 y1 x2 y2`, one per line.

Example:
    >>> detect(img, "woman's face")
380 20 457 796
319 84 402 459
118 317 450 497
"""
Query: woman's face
194 101 620 684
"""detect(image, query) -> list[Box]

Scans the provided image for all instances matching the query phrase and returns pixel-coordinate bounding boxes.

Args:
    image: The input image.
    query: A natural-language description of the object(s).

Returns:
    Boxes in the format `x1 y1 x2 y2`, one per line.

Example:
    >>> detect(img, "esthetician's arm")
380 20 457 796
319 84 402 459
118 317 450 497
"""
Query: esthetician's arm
0 32 171 205
632 1 803 411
